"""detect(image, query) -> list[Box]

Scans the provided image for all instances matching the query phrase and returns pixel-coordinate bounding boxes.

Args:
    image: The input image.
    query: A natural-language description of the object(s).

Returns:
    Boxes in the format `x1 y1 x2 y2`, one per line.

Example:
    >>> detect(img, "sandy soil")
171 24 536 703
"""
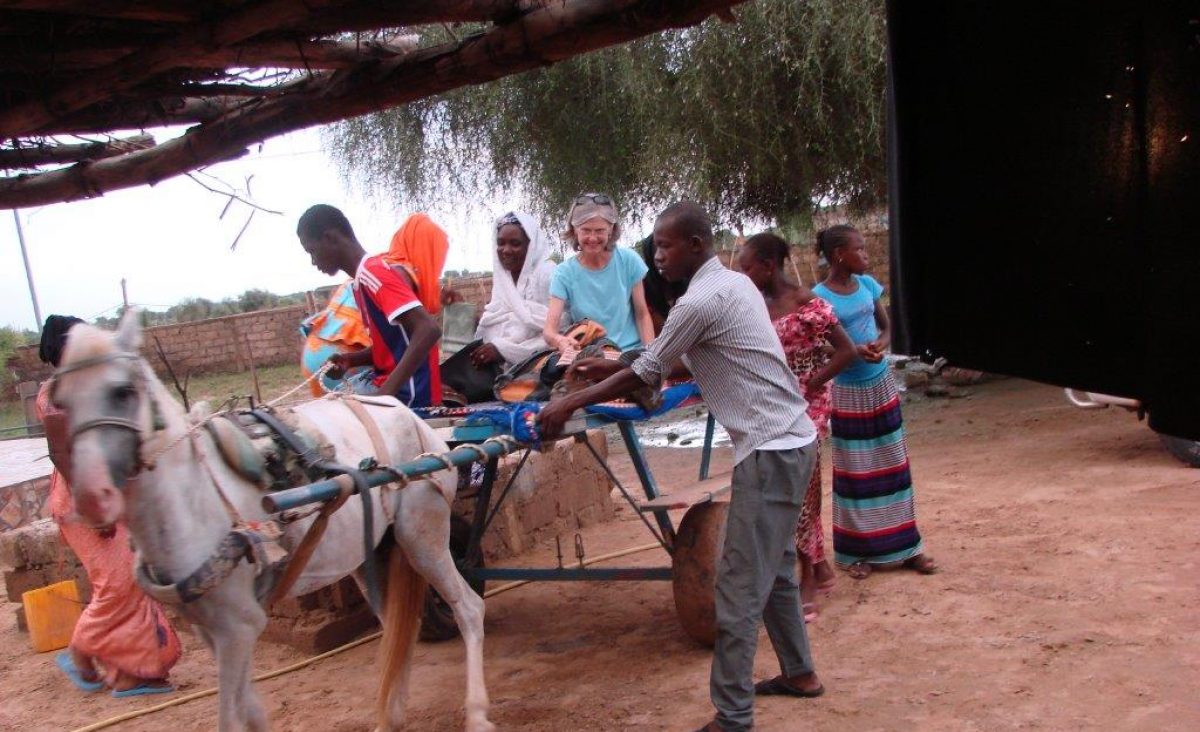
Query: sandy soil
2 378 1197 731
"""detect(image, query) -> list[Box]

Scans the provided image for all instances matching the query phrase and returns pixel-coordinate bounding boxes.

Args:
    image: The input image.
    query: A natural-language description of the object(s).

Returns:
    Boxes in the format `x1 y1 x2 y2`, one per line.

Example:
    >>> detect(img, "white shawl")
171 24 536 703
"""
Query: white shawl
474 211 558 366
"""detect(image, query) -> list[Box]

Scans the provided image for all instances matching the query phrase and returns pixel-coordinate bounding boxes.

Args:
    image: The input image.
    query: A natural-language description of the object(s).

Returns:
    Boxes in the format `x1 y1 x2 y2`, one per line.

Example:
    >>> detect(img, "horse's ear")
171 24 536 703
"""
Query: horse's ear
114 308 143 353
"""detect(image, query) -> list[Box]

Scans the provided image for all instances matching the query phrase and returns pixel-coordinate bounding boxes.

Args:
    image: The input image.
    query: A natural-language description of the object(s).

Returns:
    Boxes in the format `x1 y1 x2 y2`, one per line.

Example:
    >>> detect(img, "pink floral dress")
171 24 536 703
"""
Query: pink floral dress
773 297 839 564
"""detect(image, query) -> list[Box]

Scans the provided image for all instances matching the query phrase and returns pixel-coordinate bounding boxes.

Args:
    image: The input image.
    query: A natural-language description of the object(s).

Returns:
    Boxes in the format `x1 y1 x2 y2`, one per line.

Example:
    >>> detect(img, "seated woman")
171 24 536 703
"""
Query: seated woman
471 211 559 369
543 194 654 353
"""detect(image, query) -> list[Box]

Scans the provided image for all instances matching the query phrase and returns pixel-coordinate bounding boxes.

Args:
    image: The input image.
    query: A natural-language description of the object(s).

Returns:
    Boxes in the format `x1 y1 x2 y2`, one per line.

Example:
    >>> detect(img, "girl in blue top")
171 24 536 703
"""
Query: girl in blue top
812 225 938 578
543 193 654 353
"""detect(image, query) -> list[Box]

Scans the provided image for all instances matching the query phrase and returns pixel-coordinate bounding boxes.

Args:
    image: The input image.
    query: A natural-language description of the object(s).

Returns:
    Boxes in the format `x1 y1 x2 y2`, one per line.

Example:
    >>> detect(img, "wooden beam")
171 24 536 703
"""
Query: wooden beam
0 0 342 140
0 133 153 169
36 96 246 136
0 37 416 73
0 0 748 208
0 1 211 23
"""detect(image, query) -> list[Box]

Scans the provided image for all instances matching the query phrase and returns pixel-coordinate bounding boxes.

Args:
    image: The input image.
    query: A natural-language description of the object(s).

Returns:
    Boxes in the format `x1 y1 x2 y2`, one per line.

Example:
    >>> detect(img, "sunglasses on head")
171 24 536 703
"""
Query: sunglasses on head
573 193 612 206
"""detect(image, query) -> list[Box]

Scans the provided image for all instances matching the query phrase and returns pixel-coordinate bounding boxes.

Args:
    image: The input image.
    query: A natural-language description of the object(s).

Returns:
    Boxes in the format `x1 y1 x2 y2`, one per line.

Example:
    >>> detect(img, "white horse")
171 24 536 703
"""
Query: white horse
51 312 492 732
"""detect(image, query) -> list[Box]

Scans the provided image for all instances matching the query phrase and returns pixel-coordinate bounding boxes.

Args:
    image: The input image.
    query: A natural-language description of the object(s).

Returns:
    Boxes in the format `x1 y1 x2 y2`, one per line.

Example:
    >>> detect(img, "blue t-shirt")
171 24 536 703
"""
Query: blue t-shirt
813 274 887 383
549 246 648 351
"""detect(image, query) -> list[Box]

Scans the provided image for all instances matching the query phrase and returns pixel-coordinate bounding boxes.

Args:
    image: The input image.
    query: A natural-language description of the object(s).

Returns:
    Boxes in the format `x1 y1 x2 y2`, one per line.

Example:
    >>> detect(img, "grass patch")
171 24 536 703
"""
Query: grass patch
174 364 311 408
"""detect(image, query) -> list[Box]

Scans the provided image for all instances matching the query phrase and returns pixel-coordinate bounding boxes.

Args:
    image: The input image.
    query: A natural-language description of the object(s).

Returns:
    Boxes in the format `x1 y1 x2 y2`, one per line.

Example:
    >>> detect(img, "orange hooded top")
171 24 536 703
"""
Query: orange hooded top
383 213 449 316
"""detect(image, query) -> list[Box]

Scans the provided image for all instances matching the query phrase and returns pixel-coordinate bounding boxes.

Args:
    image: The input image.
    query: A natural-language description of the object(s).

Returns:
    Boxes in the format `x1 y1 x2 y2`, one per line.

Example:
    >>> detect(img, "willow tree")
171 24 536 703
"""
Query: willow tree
326 0 886 231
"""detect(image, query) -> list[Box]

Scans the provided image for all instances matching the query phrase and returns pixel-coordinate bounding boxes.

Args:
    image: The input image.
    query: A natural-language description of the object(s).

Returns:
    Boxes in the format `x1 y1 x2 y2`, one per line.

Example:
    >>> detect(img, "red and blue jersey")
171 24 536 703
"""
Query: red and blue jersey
352 254 441 407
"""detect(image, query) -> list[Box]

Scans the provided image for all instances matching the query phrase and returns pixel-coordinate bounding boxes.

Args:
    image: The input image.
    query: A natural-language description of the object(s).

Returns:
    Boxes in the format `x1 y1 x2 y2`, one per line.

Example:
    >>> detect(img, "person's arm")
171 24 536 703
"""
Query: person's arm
869 298 891 353
541 299 707 438
543 297 572 352
539 368 647 439
630 281 655 346
376 307 441 398
327 348 373 378
807 324 856 392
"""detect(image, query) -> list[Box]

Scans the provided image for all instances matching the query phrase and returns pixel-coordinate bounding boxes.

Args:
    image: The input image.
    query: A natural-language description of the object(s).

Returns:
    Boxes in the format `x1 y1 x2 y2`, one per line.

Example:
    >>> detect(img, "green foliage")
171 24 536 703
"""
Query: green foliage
94 290 310 329
0 325 33 398
326 0 886 230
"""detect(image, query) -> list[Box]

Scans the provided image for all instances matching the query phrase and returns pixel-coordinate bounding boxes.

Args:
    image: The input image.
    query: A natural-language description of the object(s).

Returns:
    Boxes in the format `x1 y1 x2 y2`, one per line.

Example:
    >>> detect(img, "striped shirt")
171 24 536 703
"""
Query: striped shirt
631 256 816 464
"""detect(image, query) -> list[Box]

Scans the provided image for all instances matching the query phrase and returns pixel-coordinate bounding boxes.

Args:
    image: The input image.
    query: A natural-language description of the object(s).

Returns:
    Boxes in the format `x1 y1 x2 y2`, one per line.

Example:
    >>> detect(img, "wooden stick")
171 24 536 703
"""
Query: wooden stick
0 0 749 208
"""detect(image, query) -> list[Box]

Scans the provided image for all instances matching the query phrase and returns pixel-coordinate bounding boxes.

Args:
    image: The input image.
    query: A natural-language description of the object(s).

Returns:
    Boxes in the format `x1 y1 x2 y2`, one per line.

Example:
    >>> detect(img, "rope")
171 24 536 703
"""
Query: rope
67 541 664 732
143 363 334 469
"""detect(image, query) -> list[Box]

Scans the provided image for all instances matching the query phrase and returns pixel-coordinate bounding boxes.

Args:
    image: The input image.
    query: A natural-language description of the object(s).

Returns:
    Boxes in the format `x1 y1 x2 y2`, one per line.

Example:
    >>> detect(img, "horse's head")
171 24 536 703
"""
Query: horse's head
51 311 153 528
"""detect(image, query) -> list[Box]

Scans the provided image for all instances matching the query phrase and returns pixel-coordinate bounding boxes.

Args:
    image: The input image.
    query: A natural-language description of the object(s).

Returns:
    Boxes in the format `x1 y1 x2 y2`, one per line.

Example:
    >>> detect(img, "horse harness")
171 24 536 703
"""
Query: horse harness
52 351 412 610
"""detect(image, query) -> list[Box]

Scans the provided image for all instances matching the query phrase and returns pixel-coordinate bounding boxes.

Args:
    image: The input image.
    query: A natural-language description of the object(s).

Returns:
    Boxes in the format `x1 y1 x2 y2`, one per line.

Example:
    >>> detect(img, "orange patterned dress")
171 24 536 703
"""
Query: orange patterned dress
37 383 181 682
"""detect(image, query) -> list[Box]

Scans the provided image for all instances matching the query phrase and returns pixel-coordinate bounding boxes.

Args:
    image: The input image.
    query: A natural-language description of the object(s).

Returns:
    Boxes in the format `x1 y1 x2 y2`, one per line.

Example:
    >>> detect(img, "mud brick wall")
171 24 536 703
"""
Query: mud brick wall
454 429 615 561
7 305 311 383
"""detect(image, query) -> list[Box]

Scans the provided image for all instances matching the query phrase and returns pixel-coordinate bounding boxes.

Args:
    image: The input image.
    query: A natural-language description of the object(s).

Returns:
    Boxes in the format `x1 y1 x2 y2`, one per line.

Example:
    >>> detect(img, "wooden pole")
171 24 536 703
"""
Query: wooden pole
12 210 42 332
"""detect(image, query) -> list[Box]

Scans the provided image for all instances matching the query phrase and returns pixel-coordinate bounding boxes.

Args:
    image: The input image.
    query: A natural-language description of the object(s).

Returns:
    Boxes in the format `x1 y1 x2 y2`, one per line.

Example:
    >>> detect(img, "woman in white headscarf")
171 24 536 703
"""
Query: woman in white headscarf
471 211 560 369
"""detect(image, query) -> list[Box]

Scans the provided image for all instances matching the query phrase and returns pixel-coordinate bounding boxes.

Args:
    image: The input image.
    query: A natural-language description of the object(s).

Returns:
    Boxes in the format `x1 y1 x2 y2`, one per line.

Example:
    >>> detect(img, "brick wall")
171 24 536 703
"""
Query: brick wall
6 305 311 383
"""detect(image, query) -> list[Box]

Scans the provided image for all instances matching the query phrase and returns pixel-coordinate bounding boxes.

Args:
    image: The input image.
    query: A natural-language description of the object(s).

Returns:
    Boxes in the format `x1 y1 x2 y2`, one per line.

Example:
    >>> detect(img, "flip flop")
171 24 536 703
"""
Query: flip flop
802 602 819 624
754 675 826 698
112 682 174 698
55 651 104 693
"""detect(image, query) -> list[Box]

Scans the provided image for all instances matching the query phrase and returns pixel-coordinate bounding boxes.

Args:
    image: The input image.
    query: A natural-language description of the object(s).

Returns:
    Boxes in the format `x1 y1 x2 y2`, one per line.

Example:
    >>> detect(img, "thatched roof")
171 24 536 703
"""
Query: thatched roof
0 0 745 209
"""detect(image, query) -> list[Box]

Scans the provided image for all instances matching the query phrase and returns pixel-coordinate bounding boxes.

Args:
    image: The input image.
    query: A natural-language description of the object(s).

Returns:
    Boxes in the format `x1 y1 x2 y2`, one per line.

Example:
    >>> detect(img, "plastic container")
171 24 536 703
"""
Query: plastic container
23 580 82 653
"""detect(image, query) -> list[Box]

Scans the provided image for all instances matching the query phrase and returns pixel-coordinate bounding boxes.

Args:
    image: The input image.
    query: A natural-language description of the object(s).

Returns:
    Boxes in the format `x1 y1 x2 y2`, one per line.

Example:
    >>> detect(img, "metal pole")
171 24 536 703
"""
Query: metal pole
13 210 43 332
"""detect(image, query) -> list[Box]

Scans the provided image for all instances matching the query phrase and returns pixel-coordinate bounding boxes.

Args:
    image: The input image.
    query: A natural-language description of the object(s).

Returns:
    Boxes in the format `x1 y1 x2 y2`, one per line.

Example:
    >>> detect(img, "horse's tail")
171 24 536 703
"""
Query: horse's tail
376 543 427 729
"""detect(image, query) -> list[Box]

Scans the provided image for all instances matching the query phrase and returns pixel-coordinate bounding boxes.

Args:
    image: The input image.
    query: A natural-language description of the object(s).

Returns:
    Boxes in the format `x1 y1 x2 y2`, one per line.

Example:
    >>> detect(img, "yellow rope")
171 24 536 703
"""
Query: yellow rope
69 541 665 732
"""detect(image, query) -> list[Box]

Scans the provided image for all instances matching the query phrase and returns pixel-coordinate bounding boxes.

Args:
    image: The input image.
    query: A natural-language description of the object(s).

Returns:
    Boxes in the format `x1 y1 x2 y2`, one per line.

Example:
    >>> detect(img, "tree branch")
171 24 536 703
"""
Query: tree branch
0 0 748 208
0 134 154 169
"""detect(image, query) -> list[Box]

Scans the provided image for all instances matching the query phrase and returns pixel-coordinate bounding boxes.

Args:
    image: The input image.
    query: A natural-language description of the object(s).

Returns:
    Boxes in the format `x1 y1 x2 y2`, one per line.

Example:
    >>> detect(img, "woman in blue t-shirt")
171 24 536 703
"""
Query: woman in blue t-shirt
812 224 938 579
542 193 654 353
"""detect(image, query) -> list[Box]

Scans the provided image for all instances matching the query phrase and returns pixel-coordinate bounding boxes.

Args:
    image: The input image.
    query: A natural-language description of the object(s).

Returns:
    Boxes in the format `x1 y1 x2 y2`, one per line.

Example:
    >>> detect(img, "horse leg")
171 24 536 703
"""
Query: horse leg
198 582 270 732
393 484 493 732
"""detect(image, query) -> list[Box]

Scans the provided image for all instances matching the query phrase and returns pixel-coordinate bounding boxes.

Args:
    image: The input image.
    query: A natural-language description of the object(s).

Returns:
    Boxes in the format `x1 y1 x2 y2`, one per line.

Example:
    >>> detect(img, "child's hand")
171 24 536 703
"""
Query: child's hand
856 344 882 363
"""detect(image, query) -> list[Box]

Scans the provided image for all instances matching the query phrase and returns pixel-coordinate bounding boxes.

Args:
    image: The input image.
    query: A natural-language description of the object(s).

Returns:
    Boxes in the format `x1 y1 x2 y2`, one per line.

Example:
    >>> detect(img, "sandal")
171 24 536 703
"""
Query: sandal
802 602 818 624
754 675 826 698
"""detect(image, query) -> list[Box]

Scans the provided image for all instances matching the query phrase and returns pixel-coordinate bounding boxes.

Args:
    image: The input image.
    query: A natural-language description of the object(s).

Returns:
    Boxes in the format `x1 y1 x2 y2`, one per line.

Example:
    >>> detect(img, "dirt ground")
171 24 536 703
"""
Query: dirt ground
2 378 1197 731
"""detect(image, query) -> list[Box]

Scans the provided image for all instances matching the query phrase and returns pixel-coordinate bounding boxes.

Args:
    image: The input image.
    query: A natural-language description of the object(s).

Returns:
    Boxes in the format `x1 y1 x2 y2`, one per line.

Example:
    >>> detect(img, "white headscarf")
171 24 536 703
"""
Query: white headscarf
474 211 557 364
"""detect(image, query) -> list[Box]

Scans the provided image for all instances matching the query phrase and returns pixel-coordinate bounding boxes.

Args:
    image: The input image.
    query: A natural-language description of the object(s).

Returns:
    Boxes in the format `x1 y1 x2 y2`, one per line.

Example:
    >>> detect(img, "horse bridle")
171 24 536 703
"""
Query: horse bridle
51 351 163 477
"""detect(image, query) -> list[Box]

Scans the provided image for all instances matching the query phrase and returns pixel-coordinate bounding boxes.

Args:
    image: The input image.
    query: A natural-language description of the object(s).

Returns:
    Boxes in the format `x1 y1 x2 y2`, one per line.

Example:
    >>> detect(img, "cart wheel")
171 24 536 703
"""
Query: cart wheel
671 501 729 647
420 515 486 641
1159 434 1200 468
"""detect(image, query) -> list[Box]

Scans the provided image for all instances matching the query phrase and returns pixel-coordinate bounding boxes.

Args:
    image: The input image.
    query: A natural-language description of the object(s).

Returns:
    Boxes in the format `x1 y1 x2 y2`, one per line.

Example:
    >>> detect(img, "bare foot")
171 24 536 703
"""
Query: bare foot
110 671 171 693
903 554 939 575
69 648 100 684
846 561 873 580
814 560 836 591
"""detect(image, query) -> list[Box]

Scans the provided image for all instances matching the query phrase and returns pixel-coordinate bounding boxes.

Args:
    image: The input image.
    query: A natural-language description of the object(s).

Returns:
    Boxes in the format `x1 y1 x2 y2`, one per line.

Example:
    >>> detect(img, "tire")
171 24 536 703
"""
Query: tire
671 501 729 647
1158 433 1200 468
419 515 486 641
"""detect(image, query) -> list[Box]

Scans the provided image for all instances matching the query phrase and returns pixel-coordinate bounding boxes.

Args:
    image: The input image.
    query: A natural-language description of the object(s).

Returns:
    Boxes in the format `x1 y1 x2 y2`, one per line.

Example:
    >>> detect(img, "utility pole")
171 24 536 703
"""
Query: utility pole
13 210 43 333
121 278 129 310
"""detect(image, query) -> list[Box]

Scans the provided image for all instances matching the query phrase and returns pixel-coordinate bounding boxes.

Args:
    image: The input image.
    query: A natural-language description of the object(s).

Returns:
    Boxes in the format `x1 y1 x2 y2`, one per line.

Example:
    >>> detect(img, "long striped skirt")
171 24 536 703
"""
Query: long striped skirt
830 370 924 566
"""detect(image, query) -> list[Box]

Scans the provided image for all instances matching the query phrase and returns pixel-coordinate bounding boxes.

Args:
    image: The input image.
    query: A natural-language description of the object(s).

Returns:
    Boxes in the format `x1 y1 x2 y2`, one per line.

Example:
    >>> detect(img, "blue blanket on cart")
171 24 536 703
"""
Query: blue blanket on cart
416 382 703 447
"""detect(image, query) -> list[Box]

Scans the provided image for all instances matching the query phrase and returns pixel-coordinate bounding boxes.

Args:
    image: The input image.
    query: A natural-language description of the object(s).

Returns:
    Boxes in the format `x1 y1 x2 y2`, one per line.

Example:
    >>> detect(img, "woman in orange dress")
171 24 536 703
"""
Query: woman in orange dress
37 315 181 697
